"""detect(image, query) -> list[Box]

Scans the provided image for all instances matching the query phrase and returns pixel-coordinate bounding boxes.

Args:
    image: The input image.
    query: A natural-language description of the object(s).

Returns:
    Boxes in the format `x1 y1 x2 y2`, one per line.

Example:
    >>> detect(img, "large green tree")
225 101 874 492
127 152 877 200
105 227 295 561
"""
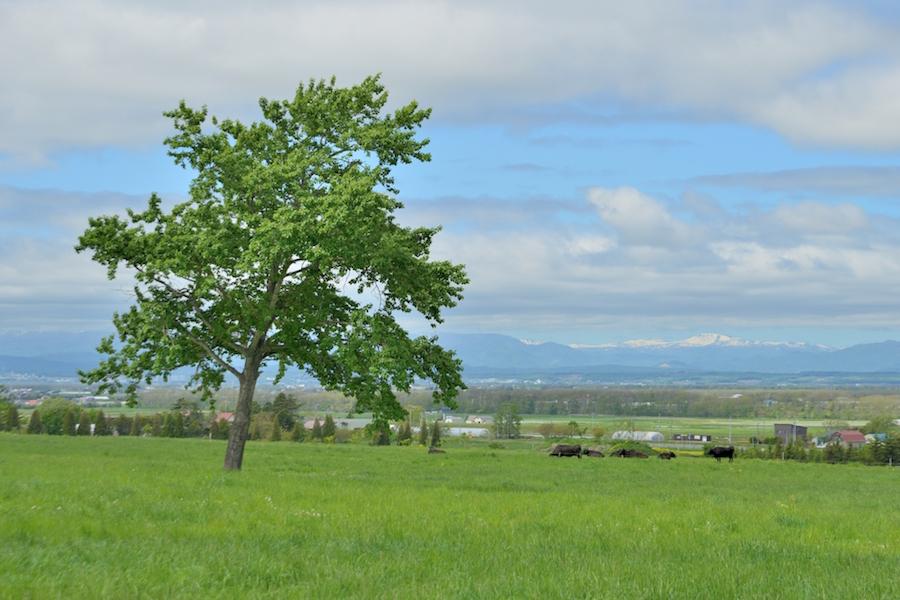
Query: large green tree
26 410 43 434
37 398 78 435
271 392 300 430
322 414 337 439
0 386 18 431
76 76 467 470
494 403 522 439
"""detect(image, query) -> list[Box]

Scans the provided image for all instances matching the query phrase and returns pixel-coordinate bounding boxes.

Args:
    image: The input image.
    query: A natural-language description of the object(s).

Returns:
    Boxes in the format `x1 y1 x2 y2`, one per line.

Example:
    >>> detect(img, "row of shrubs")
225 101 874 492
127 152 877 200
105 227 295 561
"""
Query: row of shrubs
10 405 208 438
248 417 446 447
0 398 450 447
535 421 605 440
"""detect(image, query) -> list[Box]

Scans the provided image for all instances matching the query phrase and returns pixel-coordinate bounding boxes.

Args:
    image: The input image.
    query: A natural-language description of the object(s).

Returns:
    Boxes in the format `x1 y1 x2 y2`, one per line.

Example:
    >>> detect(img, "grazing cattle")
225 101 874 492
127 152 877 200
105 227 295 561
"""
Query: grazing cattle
582 448 604 458
549 444 583 458
610 448 648 458
658 451 676 460
707 446 735 462
428 447 446 454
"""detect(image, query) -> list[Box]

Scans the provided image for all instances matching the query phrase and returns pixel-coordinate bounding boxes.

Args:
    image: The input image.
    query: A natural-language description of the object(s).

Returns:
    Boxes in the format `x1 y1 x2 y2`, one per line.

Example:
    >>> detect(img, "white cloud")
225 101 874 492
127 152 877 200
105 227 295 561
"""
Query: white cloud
588 187 696 247
692 166 900 198
753 66 900 149
0 186 141 330
772 202 869 234
2 0 900 160
422 190 900 335
6 183 900 337
566 235 616 256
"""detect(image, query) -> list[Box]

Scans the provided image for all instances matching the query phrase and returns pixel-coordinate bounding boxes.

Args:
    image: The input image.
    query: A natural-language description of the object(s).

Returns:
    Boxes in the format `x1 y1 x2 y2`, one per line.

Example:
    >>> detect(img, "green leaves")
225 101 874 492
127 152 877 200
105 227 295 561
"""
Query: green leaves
77 75 467 425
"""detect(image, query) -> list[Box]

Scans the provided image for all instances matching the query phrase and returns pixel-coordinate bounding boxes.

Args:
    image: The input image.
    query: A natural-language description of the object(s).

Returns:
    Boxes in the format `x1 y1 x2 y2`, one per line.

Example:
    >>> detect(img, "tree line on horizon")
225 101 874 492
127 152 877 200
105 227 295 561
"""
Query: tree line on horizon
398 387 900 420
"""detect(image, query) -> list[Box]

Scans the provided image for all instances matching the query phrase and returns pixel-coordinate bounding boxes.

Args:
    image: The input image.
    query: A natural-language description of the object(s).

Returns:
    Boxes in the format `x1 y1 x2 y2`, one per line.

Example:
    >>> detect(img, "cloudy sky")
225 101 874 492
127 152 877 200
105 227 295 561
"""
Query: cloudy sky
4 0 900 347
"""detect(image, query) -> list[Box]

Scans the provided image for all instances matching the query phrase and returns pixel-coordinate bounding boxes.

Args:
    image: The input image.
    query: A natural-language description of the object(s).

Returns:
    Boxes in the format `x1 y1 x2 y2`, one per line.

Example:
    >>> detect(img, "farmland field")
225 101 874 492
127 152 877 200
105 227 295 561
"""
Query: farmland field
518 415 869 443
11 408 870 445
1 435 897 598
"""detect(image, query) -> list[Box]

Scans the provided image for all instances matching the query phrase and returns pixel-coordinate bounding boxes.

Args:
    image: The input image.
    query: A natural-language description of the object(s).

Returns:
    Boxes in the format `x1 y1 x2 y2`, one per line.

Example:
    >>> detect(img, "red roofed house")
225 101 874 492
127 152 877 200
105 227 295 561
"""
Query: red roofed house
828 430 867 449
214 412 235 423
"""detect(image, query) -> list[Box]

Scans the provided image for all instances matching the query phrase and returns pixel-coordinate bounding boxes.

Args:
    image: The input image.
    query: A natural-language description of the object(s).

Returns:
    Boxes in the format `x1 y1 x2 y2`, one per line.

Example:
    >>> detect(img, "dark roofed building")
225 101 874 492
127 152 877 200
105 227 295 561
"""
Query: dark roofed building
774 423 807 445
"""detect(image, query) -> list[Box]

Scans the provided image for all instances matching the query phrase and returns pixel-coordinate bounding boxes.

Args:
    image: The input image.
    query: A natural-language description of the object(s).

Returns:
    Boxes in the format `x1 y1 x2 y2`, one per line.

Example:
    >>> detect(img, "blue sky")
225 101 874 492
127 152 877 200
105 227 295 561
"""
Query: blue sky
4 1 900 347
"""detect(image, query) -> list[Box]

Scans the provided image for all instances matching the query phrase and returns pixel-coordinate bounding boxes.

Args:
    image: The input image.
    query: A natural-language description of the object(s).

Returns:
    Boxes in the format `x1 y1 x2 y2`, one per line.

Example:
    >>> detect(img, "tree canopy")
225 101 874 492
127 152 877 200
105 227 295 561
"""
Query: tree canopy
76 75 467 469
271 392 300 430
494 403 522 439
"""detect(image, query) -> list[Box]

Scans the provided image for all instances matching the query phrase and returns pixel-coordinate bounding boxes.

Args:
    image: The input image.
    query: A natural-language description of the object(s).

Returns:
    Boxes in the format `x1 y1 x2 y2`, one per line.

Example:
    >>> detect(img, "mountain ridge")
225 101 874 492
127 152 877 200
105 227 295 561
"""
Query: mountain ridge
2 331 900 381
437 332 900 374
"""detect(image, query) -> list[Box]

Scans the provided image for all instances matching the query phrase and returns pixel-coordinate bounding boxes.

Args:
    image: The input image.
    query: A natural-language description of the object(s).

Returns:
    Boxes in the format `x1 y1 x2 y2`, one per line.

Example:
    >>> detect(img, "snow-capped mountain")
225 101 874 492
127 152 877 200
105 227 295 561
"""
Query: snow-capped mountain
437 332 900 374
573 333 825 350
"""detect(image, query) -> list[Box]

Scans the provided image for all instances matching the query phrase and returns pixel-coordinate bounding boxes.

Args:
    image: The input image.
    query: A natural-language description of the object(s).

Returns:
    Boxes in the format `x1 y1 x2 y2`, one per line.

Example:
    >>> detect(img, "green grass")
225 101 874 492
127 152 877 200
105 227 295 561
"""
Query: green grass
1 434 897 599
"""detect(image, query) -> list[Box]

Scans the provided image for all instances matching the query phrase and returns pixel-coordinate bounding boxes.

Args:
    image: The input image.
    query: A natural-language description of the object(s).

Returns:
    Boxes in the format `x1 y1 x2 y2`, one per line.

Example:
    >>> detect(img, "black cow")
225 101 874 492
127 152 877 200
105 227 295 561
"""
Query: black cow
610 448 648 458
658 451 676 460
707 446 735 462
549 444 582 458
582 448 604 458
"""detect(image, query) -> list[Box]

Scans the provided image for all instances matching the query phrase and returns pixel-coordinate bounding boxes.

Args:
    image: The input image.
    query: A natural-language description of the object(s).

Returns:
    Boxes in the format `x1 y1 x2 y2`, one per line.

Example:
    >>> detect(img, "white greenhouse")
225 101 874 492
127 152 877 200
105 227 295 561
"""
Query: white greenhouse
611 430 664 443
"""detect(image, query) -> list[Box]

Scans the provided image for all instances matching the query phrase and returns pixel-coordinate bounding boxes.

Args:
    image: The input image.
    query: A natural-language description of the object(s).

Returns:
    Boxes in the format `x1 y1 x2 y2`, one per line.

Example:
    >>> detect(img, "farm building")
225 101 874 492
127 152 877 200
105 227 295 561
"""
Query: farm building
338 418 372 429
774 423 807 445
611 430 664 443
672 433 711 442
303 417 370 430
214 412 235 423
827 430 867 449
465 415 493 425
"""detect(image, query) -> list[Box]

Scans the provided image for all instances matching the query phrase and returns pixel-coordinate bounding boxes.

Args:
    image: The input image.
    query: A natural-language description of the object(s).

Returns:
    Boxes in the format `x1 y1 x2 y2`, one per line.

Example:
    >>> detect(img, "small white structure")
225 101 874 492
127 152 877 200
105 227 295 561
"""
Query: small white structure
813 436 830 449
611 430 664 443
446 427 490 437
74 423 97 436
465 415 493 425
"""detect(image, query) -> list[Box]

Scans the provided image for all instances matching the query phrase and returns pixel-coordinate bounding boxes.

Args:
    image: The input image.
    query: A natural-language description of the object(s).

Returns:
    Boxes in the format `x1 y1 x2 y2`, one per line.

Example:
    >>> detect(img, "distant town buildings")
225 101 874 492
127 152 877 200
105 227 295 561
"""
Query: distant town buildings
672 433 711 442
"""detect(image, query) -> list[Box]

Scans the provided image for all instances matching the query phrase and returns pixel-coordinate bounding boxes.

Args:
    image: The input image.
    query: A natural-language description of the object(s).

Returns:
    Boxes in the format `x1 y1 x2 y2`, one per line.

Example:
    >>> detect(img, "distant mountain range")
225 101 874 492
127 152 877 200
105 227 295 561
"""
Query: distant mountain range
3 330 900 384
0 332 108 379
436 332 900 375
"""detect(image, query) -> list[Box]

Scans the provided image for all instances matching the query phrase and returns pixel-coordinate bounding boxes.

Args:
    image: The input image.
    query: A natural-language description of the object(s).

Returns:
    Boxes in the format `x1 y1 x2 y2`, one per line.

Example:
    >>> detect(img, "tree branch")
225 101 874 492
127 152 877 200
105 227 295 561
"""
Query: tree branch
285 262 314 278
139 267 248 355
170 321 242 380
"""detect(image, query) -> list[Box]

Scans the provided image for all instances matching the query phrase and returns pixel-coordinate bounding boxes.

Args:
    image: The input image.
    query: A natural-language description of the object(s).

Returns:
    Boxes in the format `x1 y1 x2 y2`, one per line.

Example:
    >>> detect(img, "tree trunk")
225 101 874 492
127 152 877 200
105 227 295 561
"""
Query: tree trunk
224 363 260 471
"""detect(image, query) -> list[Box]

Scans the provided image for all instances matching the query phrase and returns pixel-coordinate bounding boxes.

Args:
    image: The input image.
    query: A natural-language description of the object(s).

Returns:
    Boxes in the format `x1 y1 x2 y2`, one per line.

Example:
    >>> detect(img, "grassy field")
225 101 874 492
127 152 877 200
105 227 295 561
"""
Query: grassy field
1 435 897 598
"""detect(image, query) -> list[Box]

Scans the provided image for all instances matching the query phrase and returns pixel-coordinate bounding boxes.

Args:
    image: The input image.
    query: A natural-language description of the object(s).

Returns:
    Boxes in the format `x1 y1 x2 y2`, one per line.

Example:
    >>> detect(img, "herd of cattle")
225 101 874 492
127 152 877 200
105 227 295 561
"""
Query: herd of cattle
549 444 735 462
